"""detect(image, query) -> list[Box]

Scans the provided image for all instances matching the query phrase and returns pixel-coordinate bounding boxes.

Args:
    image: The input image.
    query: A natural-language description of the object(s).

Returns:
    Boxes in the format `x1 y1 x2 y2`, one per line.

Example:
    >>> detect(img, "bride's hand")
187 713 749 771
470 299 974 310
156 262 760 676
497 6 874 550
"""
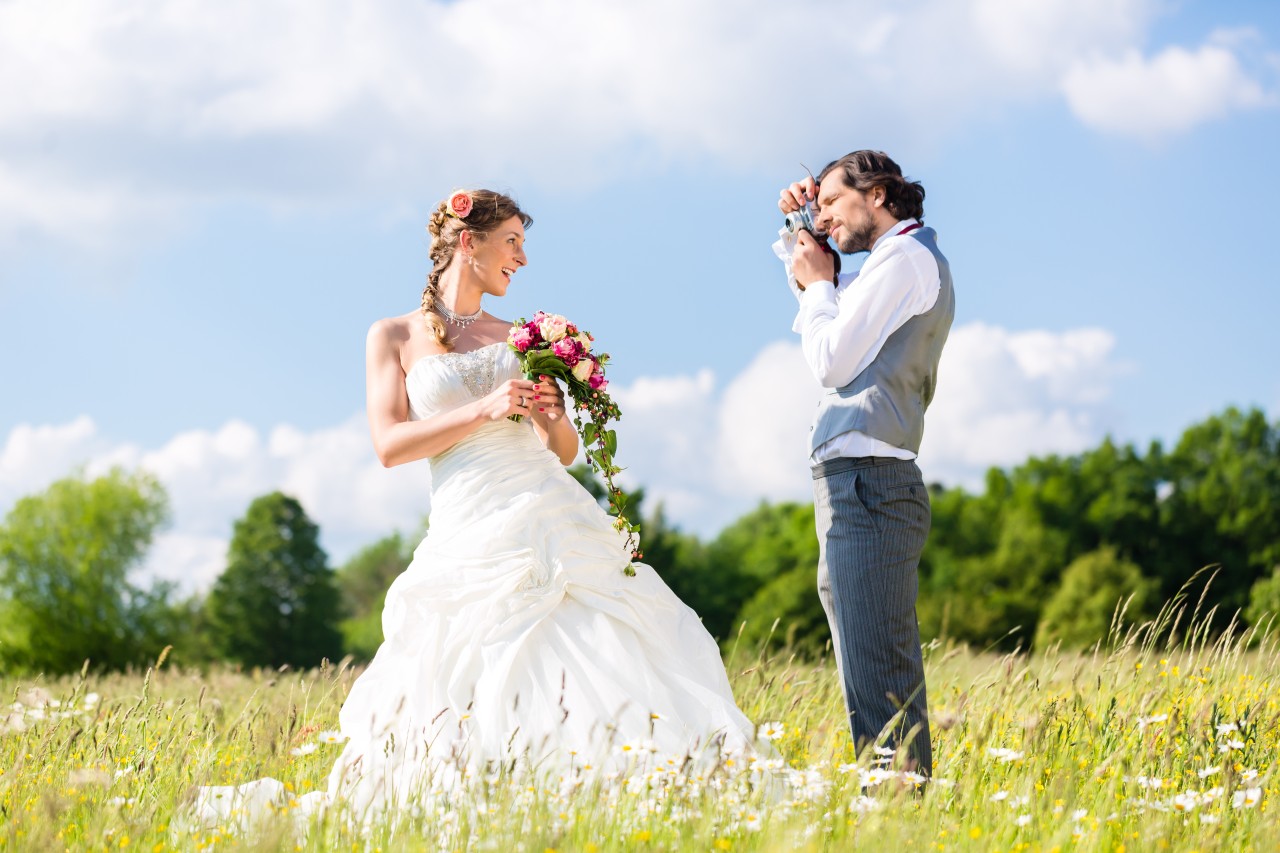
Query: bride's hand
480 378 537 421
528 375 568 426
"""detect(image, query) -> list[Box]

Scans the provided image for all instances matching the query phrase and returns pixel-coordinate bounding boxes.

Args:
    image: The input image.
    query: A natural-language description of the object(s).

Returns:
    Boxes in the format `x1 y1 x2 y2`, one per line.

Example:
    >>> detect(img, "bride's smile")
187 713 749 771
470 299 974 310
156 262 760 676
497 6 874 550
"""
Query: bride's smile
462 218 527 298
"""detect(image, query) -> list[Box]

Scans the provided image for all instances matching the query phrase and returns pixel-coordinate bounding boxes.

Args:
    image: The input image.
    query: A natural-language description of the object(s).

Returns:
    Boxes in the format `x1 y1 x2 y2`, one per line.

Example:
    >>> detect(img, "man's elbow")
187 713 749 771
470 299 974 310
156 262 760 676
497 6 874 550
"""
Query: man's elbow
809 362 843 388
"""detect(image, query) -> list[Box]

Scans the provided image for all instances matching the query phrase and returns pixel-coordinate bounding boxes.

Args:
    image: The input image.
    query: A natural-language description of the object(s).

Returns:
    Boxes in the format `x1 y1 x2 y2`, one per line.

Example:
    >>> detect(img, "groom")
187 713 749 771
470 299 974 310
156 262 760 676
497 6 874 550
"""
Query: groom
776 150 953 776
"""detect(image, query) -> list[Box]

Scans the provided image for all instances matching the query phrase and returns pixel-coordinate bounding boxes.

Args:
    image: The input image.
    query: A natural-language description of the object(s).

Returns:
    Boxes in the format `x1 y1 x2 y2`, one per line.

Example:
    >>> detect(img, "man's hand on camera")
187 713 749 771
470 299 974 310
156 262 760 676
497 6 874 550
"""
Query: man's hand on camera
778 176 817 214
791 230 836 291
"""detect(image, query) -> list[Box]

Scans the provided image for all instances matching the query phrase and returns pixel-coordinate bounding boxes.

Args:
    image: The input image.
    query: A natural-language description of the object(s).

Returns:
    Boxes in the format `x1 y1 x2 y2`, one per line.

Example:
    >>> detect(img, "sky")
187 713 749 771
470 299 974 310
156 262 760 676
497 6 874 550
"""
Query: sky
2 0 1278 594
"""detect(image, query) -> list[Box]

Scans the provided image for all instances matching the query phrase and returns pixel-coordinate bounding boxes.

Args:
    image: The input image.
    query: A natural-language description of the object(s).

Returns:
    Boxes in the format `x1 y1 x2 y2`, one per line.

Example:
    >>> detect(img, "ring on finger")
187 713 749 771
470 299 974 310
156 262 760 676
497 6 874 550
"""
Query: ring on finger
519 395 526 407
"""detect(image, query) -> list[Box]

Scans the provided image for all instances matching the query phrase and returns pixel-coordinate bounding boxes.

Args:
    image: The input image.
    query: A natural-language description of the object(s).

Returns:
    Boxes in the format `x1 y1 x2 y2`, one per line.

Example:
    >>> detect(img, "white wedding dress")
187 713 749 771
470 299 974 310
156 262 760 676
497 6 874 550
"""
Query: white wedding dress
195 341 760 826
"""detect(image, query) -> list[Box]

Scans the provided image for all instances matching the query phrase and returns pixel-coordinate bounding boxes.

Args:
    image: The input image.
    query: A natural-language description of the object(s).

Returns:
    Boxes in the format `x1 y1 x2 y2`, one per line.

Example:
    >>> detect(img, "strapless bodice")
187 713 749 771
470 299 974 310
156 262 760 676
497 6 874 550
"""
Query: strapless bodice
405 341 558 502
405 341 518 421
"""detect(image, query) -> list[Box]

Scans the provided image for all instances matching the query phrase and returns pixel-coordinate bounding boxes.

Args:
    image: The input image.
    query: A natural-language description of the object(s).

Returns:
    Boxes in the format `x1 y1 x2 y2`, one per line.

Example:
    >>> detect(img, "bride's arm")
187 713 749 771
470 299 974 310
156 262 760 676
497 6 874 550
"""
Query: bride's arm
366 320 532 467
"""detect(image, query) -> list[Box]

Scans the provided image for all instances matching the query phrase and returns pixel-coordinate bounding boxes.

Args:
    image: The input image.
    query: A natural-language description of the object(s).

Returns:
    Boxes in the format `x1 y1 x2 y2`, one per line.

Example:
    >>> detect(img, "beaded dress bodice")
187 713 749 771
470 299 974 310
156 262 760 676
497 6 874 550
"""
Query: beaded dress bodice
405 342 517 421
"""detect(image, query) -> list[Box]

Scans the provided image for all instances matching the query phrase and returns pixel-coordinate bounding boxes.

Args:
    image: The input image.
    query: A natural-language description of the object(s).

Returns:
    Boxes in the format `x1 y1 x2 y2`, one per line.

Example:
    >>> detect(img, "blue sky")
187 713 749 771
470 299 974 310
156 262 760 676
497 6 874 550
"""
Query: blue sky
2 0 1278 591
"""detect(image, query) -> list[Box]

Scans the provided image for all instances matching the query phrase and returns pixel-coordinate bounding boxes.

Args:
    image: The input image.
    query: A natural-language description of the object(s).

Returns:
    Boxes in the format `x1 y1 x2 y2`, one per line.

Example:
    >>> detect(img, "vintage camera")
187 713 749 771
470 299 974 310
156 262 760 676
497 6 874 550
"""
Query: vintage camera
782 203 841 277
783 203 819 236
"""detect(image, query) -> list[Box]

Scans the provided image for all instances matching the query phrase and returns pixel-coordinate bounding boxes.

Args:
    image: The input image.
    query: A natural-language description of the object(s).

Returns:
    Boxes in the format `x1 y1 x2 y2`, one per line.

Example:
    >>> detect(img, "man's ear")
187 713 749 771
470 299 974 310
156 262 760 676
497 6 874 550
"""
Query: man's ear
870 186 887 208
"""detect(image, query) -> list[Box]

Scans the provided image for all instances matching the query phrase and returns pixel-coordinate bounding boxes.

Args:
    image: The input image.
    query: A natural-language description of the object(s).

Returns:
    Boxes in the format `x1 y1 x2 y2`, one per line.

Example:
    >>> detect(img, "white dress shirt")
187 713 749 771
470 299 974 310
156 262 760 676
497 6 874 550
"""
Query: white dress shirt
785 219 942 463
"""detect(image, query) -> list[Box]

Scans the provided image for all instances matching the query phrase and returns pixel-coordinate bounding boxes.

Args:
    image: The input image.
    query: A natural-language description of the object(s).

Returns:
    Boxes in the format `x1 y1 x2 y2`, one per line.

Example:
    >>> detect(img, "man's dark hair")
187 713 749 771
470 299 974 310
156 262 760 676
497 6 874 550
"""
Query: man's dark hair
818 150 925 222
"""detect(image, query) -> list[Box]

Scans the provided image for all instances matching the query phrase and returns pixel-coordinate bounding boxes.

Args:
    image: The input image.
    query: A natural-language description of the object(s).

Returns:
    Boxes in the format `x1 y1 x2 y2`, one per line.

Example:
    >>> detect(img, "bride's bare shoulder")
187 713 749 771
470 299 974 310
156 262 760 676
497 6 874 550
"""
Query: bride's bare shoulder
367 311 417 344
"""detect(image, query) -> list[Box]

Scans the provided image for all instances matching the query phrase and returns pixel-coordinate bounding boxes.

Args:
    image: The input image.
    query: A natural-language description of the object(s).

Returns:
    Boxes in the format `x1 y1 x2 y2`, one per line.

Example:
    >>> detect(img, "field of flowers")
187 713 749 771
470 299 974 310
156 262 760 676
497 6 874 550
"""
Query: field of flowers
1 598 1275 852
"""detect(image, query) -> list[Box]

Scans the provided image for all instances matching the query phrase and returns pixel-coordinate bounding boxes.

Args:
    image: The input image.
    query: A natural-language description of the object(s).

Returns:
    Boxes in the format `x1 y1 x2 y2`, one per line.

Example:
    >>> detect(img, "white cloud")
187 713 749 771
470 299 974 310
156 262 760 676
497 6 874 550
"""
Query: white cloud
972 0 1155 84
1063 38 1274 139
0 416 105 508
609 370 720 523
713 341 822 501
145 532 229 595
608 322 1126 534
1 0 1267 249
0 323 1143 578
918 323 1123 487
0 413 431 595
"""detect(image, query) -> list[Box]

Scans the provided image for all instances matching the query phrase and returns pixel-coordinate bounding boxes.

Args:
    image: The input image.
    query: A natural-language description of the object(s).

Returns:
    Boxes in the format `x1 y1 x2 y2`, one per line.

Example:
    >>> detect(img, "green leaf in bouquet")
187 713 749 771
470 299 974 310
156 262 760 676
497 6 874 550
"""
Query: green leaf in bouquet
526 351 567 377
583 422 598 446
604 430 617 459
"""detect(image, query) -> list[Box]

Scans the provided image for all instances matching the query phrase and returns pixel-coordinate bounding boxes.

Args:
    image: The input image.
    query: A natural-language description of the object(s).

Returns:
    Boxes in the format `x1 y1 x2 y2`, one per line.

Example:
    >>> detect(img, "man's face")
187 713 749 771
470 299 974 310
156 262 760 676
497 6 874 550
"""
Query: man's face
815 174 878 254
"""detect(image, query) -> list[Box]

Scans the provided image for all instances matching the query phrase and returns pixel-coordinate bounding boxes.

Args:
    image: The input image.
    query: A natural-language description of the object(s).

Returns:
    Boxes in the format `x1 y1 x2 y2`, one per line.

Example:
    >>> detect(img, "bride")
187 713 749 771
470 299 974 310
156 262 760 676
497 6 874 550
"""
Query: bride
295 188 762 819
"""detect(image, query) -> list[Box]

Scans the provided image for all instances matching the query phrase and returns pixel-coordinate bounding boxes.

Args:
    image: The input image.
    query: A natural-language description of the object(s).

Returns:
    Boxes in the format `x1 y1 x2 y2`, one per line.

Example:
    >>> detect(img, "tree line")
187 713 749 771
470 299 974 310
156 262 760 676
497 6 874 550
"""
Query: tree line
2 406 1277 675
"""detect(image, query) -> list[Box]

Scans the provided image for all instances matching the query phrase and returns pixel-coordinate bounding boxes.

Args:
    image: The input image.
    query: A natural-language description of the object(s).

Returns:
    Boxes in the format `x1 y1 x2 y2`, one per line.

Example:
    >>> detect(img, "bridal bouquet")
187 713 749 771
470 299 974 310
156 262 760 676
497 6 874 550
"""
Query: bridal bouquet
508 312 639 574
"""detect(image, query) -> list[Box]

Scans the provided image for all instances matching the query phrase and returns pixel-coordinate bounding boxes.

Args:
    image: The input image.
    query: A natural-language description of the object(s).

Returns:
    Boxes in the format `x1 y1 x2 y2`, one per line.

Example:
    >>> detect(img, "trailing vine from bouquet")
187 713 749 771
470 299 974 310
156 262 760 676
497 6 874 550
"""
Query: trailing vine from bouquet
509 313 640 575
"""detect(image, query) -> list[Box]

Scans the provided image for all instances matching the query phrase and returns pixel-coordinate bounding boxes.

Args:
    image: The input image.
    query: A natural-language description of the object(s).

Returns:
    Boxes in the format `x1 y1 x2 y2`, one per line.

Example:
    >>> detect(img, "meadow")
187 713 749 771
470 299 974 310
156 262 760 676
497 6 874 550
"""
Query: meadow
1 596 1275 852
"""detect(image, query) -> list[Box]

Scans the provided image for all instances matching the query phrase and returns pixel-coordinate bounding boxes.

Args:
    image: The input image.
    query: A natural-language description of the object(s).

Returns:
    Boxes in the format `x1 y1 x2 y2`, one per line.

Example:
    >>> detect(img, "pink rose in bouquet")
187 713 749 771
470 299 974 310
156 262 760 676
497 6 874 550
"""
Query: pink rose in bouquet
551 337 580 365
507 312 638 571
537 312 569 343
510 326 536 353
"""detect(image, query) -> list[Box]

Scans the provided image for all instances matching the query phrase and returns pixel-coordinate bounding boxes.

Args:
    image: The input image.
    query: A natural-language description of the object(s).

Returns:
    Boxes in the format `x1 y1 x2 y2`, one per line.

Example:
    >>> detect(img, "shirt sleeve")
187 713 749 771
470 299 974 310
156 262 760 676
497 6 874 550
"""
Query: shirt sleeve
792 242 940 389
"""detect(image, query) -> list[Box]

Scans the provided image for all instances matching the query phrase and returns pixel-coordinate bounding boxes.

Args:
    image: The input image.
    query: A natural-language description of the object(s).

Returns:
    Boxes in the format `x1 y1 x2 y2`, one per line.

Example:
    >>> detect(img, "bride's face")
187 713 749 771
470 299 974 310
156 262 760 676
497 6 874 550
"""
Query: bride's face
467 215 527 297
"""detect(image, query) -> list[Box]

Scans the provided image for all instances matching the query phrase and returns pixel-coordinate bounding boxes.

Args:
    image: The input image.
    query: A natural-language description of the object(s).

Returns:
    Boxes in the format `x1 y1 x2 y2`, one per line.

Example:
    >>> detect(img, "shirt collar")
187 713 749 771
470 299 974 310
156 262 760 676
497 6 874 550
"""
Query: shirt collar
870 218 920 254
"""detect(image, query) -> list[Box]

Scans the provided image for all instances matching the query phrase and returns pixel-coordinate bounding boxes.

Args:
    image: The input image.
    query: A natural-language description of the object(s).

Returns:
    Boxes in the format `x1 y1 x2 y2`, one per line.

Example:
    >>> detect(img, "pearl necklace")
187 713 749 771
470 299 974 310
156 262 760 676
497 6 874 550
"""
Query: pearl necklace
435 301 483 328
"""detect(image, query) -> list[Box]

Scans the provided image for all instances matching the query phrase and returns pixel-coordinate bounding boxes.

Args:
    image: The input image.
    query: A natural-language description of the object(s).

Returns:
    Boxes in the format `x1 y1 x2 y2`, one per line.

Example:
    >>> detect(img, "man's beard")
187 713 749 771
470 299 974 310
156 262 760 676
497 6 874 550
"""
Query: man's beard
834 220 876 254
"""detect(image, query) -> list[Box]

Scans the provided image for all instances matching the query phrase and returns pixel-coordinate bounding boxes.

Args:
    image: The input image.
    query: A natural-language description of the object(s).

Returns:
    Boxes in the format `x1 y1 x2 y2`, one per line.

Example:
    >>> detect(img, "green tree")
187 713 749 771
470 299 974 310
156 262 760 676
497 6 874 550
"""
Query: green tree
919 479 1004 642
711 502 820 646
1155 407 1280 617
923 503 1070 648
0 469 177 674
205 492 343 668
732 566 829 656
921 438 1164 648
1034 546 1157 649
1245 566 1280 631
637 505 726 633
336 531 414 660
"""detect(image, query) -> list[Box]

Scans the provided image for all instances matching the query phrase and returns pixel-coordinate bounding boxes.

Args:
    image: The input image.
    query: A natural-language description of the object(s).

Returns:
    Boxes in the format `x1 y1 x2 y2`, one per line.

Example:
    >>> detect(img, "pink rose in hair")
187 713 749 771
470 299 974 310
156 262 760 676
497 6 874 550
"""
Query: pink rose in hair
510 326 535 353
552 338 579 365
448 191 473 218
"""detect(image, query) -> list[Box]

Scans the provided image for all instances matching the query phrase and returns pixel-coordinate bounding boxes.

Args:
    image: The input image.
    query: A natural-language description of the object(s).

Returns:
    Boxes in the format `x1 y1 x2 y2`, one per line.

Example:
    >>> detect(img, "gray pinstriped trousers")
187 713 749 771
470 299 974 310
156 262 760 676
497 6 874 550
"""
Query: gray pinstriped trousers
813 456 933 775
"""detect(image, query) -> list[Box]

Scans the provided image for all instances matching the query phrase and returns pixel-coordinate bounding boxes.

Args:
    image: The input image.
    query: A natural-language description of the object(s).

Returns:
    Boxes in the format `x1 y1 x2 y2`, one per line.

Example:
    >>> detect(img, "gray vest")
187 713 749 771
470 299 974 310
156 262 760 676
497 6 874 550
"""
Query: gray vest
809 227 954 455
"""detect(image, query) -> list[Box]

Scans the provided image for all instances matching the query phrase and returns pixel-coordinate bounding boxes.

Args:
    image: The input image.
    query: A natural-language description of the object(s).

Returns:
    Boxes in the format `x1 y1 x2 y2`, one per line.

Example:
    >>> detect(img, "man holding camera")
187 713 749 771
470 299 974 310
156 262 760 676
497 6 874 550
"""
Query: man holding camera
776 150 953 777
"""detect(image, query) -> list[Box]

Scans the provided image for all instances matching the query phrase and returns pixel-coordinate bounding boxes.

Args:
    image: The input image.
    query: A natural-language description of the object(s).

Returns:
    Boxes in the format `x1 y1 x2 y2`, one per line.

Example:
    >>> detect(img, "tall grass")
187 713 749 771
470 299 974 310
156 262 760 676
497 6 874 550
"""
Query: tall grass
2 591 1275 851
